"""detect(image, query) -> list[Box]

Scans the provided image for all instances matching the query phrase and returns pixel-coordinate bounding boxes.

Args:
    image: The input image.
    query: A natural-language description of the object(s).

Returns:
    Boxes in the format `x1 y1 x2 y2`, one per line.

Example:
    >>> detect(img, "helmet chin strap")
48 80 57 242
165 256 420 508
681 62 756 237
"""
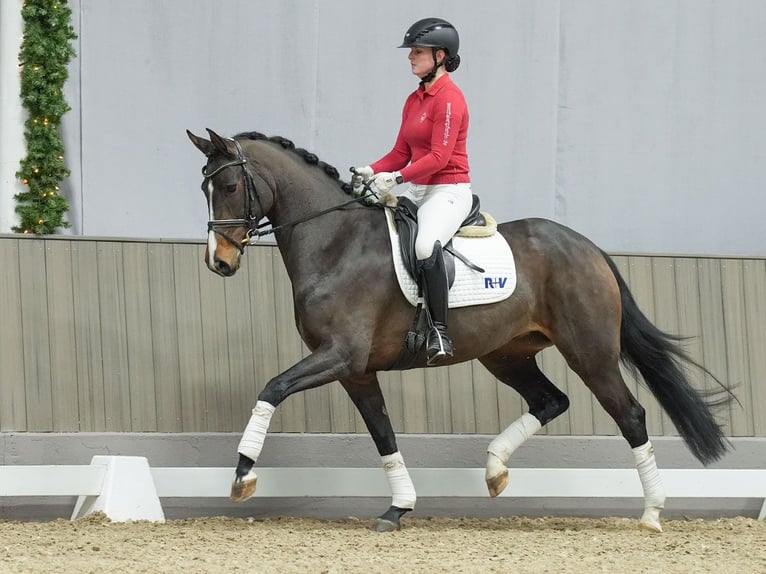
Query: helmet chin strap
419 47 445 86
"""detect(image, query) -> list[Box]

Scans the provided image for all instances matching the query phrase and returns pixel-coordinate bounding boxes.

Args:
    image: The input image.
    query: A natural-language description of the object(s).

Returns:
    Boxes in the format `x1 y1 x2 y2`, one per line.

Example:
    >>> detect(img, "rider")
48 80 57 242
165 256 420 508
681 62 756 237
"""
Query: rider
354 17 472 366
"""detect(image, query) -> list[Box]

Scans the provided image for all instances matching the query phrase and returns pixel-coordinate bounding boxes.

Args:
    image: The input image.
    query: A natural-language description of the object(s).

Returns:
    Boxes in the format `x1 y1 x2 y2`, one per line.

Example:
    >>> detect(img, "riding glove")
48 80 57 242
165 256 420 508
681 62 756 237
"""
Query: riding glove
352 166 375 181
372 171 403 195
363 192 381 206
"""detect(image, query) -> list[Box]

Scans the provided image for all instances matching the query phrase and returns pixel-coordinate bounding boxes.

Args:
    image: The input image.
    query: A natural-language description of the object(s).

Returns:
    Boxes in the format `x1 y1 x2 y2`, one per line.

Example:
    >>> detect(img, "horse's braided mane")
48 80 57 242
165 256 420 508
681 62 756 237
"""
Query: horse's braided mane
235 131 353 195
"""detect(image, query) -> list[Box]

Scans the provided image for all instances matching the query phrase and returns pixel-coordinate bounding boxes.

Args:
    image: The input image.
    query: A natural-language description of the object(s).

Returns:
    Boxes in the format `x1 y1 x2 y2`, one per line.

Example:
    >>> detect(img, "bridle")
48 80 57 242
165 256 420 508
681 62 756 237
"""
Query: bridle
202 138 271 253
202 138 379 252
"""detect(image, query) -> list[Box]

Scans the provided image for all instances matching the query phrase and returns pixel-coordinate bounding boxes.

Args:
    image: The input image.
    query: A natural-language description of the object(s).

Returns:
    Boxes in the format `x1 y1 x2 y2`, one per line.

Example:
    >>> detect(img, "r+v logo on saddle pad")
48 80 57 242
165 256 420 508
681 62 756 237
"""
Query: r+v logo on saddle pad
484 277 510 289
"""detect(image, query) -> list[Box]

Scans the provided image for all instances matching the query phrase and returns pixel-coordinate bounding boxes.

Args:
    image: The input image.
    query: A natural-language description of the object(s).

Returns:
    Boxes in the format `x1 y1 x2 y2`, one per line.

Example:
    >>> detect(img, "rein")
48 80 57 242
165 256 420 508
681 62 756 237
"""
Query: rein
203 138 373 250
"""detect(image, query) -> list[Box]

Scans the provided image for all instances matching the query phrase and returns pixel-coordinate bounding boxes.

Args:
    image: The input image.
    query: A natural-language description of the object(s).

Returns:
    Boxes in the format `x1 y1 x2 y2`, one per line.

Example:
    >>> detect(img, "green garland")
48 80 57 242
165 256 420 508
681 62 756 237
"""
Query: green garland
14 0 77 234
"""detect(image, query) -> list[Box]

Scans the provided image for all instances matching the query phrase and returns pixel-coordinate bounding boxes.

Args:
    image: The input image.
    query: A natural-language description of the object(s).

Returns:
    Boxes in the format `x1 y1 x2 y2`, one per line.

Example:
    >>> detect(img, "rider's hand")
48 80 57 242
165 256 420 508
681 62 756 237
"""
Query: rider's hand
352 166 374 182
372 171 402 195
363 192 381 206
351 166 374 198
351 176 365 198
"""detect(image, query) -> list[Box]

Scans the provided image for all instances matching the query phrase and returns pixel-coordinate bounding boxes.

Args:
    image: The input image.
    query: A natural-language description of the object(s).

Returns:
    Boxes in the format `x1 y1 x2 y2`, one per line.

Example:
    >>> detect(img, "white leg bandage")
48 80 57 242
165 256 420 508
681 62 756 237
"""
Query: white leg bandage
237 401 276 461
633 441 665 508
487 413 542 464
382 451 416 509
633 440 666 532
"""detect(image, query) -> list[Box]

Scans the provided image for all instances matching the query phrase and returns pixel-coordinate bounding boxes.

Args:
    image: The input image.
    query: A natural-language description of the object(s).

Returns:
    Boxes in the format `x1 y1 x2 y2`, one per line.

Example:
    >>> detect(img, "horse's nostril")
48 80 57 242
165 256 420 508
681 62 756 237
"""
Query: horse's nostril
214 257 233 276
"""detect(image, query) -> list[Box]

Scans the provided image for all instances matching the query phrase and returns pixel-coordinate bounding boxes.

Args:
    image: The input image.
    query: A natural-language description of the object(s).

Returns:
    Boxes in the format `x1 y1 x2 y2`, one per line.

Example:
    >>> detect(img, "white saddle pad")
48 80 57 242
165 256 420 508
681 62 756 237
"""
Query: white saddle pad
384 209 516 309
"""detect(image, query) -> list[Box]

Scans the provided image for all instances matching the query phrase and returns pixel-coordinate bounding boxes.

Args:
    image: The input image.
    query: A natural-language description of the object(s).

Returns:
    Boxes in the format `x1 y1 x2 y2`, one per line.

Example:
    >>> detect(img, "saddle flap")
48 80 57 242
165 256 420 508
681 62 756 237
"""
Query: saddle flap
392 198 455 287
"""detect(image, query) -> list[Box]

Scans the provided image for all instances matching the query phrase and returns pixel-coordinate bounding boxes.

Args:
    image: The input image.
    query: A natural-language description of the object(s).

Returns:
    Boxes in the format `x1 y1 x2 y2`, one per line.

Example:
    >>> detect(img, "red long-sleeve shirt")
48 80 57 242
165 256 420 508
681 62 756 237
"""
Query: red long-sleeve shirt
370 74 470 185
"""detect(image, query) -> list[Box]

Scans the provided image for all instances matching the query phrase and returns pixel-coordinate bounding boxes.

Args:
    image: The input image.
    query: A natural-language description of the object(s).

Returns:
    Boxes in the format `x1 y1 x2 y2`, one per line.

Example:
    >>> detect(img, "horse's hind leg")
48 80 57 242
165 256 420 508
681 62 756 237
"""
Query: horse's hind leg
479 353 570 497
539 249 667 530
555 327 665 532
340 374 415 532
567 358 665 531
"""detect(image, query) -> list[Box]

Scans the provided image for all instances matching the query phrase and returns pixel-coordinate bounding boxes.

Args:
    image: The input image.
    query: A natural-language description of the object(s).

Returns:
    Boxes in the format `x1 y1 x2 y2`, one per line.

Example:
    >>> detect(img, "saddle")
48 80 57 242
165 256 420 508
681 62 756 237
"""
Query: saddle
388 195 494 370
392 194 489 289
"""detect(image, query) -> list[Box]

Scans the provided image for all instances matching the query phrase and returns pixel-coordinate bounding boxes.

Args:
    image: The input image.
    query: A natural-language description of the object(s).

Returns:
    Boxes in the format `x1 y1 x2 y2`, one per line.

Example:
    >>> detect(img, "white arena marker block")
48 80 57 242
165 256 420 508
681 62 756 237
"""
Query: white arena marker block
71 456 165 523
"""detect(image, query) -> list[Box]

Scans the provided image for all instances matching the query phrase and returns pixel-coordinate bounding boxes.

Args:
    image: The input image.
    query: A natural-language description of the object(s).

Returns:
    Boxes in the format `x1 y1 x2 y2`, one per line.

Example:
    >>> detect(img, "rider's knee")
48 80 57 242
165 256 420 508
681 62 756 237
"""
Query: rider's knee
415 236 438 261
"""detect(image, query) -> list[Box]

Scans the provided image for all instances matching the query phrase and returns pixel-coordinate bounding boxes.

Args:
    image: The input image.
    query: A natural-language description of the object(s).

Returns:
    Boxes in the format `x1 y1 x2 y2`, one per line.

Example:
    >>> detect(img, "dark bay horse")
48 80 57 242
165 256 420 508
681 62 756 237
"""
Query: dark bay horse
187 128 732 532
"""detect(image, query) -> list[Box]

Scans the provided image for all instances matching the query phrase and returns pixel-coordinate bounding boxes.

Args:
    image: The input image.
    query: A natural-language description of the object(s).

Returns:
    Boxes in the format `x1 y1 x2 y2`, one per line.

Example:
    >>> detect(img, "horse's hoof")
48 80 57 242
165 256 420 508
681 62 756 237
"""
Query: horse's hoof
372 518 400 532
230 470 258 502
638 507 663 533
639 519 663 533
486 469 509 497
373 505 410 531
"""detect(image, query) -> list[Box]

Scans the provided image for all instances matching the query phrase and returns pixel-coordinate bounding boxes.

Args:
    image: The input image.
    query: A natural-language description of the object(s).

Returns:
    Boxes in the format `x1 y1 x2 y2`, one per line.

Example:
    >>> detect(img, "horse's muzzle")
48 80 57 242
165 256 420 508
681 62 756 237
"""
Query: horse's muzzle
206 248 241 277
210 257 238 277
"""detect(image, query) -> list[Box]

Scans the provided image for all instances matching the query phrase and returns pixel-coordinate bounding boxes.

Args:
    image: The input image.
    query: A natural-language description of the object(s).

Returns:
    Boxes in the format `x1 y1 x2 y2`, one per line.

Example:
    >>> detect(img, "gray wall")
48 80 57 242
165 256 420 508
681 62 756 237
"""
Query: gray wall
61 0 766 256
1 235 764 438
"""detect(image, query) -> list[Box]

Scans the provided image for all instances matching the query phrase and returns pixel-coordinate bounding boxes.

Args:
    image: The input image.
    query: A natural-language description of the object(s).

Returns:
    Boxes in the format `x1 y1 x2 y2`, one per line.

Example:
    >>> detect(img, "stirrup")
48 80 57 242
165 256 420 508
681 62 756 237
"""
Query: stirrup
426 325 453 366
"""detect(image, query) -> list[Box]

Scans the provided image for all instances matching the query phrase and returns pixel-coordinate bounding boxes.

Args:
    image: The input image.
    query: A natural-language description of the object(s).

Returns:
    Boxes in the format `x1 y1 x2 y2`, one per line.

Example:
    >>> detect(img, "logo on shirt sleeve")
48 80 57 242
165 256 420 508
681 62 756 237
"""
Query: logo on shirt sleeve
442 102 452 146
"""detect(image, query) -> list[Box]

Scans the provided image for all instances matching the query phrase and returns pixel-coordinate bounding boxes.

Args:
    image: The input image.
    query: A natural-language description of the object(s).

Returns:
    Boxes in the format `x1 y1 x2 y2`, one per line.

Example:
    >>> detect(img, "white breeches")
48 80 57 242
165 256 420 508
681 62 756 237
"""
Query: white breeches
401 183 473 260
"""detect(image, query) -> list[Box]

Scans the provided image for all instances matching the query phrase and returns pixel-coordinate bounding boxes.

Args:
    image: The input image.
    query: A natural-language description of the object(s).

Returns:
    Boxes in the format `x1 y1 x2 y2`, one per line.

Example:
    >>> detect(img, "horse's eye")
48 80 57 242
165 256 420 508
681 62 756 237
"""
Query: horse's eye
222 183 237 193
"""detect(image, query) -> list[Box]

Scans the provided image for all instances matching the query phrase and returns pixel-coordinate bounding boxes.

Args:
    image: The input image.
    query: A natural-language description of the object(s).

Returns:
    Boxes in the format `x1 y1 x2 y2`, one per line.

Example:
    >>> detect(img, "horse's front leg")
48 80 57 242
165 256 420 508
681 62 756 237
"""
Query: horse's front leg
230 400 274 502
480 356 568 497
340 375 415 532
230 348 351 502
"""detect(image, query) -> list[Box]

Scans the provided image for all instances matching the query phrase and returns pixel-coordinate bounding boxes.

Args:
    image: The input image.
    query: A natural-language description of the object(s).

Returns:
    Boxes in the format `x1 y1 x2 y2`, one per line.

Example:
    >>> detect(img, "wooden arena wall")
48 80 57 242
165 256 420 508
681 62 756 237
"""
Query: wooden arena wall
0 235 764 438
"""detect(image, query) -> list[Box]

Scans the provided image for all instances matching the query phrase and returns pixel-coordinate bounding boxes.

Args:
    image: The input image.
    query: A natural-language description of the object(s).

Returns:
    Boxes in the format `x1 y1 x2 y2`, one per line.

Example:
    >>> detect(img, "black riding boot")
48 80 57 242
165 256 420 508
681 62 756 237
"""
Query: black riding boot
419 241 453 366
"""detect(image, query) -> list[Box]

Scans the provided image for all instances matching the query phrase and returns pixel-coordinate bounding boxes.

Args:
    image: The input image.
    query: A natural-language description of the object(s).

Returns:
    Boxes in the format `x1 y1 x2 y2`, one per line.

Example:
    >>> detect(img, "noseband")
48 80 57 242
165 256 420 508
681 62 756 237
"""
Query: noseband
202 139 270 253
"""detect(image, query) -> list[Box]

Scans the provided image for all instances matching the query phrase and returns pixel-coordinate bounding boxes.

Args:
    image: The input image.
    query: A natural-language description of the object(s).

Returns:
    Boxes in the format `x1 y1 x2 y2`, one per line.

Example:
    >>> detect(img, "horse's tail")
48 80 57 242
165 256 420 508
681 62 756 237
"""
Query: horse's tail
600 250 734 465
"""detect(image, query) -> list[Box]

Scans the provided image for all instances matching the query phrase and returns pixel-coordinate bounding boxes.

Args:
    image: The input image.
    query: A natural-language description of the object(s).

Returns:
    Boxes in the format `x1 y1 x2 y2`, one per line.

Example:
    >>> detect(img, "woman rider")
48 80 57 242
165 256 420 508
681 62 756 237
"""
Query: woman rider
354 17 473 366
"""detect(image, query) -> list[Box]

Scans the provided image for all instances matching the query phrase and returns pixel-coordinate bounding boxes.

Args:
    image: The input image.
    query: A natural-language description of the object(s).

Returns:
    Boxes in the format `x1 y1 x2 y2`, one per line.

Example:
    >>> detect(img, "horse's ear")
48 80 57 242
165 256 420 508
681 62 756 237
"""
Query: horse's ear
206 128 234 157
187 129 214 157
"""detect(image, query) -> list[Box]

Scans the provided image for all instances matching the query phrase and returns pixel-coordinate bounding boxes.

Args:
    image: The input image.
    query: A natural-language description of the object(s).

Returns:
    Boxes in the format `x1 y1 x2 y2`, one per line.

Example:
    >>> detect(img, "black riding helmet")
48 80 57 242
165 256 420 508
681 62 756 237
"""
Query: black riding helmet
399 18 461 83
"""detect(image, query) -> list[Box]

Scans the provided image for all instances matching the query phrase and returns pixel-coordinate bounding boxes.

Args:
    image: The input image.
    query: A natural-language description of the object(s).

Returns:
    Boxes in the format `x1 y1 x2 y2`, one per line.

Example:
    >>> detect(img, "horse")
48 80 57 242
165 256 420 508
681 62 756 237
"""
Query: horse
187 128 733 533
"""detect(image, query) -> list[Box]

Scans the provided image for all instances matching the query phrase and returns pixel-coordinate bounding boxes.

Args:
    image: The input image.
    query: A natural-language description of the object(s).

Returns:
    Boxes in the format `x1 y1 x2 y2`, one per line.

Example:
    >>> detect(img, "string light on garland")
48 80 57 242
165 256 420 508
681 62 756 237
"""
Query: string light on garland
14 0 77 234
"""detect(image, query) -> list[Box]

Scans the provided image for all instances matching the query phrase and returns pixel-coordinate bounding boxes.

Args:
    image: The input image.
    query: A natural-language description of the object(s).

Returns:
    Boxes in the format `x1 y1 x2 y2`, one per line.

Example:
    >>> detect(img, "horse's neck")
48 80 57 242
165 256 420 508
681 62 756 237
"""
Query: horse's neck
269 176 354 274
269 170 341 224
248 144 373 277
272 219 341 289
